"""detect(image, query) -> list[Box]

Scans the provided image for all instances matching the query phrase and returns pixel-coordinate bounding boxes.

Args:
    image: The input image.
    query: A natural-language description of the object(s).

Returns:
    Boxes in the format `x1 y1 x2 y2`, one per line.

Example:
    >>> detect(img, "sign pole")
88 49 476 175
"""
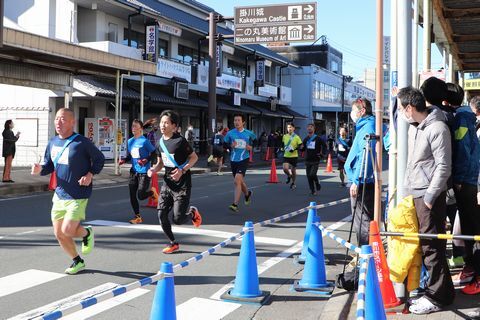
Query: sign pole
208 12 217 150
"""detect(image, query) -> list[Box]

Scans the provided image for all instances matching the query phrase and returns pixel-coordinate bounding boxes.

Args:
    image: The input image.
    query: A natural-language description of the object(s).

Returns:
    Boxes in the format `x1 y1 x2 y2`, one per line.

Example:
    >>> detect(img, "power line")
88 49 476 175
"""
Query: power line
327 37 377 62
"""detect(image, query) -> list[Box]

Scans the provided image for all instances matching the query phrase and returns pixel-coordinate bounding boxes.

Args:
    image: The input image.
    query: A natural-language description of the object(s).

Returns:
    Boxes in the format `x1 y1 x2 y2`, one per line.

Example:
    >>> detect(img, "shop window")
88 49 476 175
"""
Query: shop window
227 59 246 78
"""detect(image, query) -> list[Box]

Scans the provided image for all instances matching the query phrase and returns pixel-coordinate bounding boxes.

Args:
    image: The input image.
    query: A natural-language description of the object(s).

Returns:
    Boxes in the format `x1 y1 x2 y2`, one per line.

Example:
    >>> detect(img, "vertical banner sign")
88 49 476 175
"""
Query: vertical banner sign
145 25 158 62
255 59 265 87
216 44 223 76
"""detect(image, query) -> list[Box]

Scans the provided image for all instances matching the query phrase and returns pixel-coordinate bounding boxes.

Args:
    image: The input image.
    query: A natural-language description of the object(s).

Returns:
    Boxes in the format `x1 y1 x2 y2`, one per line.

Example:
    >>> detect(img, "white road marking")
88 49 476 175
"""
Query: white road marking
177 297 241 320
0 229 43 240
8 282 148 320
209 217 350 301
85 220 297 246
0 269 66 298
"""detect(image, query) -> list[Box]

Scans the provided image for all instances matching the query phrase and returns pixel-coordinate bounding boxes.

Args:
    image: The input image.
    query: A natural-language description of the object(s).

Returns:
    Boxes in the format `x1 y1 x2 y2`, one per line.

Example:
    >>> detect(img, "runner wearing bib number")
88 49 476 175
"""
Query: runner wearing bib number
119 119 157 224
148 110 202 254
282 123 303 189
209 127 225 175
336 127 352 187
223 114 256 212
302 124 324 195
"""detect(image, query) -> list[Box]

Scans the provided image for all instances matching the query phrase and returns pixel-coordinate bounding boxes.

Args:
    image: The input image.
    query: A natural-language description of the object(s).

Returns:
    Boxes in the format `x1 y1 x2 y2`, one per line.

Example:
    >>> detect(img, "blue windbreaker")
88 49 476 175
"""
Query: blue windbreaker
345 115 377 185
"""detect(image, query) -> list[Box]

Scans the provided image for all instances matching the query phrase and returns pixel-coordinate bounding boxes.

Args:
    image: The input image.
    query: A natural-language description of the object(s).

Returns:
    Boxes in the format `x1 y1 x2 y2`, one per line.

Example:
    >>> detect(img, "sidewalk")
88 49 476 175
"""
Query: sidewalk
0 153 277 197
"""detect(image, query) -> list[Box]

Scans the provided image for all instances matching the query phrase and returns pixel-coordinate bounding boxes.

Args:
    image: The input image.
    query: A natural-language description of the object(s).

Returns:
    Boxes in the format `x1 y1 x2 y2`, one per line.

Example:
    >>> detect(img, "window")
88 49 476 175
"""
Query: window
177 45 194 64
383 70 389 82
227 60 245 78
108 23 118 42
122 28 145 49
384 89 389 101
331 60 339 74
265 66 271 83
159 39 168 58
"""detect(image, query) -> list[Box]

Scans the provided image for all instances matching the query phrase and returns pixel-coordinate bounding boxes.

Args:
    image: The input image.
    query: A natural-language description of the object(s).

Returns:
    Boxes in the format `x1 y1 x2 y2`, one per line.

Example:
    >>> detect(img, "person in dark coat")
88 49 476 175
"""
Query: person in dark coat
2 120 20 182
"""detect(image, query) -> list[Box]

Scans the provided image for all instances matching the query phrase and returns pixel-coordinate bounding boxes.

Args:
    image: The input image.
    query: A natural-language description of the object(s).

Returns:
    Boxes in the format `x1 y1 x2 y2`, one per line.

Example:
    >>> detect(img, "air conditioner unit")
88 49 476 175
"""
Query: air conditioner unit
174 82 189 100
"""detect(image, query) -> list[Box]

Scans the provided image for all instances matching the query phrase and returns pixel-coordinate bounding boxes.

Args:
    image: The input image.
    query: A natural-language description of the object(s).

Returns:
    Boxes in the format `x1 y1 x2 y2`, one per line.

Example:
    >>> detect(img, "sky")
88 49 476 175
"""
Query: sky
199 0 444 81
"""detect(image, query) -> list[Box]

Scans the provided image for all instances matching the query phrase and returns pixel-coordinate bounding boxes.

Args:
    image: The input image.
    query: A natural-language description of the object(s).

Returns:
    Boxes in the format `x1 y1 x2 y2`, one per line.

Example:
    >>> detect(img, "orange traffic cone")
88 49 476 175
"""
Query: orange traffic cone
369 221 401 309
267 159 279 183
265 147 271 161
325 154 333 173
48 172 57 191
146 173 159 208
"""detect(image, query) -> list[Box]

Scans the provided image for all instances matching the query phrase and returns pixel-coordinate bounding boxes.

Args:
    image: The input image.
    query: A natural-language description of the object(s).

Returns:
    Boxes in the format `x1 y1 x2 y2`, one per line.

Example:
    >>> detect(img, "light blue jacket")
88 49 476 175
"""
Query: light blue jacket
345 115 376 185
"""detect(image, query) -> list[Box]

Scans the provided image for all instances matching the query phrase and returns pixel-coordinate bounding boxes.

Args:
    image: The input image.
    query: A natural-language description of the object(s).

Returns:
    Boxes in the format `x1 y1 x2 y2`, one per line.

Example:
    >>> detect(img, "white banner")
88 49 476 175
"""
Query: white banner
157 58 192 82
216 73 242 91
158 22 182 37
145 25 157 62
245 77 255 95
258 83 278 98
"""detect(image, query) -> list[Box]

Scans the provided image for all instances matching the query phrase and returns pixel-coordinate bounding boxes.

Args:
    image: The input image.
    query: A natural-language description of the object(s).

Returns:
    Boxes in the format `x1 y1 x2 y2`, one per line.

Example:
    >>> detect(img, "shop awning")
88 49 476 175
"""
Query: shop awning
279 106 308 119
216 100 261 115
246 103 294 119
144 86 207 108
74 76 140 99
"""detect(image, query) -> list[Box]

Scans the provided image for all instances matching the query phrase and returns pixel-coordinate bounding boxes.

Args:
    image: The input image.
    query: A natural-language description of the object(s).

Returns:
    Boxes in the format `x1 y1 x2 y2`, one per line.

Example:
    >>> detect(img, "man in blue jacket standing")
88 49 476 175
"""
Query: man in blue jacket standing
345 98 376 246
447 84 480 294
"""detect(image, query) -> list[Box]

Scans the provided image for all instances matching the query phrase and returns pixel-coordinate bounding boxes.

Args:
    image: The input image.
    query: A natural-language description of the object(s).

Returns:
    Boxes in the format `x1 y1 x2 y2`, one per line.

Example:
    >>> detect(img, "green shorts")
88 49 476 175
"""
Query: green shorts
51 194 89 221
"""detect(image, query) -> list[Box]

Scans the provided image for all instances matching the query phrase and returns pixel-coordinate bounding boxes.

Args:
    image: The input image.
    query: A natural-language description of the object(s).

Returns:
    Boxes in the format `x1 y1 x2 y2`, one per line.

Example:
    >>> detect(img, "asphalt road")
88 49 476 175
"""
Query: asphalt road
0 166 353 320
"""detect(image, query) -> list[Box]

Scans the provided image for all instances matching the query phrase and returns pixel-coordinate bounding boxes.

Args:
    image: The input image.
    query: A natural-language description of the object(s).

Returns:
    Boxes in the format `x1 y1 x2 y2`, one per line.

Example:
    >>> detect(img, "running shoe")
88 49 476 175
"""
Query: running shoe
216 171 223 176
452 265 475 285
316 183 322 192
290 183 296 189
286 176 291 184
408 296 441 315
229 203 239 212
150 187 159 202
462 276 480 295
190 206 202 228
81 226 94 255
162 243 180 254
448 256 465 269
244 190 252 205
468 308 480 319
208 155 214 162
65 260 85 275
129 215 143 224
310 191 317 196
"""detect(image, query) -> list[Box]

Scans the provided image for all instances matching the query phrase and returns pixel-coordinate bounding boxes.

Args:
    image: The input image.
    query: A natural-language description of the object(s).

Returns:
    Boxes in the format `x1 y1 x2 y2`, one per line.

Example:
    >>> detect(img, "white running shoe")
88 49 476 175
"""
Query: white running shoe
408 296 441 315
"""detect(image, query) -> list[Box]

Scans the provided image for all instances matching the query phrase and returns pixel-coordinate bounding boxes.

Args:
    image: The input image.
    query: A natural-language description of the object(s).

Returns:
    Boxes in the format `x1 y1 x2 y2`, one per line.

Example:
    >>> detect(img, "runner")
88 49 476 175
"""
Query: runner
119 119 158 224
147 110 202 254
208 126 225 175
31 108 105 274
224 113 256 212
282 122 303 189
302 124 323 195
336 127 352 187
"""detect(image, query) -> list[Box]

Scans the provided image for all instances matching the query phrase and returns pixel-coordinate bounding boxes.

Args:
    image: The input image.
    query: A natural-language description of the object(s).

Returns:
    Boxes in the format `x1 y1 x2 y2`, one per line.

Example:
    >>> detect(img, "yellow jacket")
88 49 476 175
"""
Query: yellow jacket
387 195 422 291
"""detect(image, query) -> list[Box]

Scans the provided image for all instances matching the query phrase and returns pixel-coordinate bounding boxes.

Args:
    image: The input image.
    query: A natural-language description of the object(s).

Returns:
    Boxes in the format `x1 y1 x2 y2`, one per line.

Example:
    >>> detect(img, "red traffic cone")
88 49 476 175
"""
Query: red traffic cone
325 154 333 173
265 147 271 161
146 173 159 208
267 159 279 183
48 172 57 191
369 221 401 309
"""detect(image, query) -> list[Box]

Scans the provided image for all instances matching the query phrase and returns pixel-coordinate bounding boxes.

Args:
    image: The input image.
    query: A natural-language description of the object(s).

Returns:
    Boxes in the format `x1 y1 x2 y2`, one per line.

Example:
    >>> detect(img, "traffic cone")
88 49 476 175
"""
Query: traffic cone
293 215 334 295
325 154 333 173
266 159 279 183
294 202 319 264
362 245 387 320
369 221 401 309
150 262 176 320
265 147 271 161
146 173 159 208
48 172 57 191
220 221 270 304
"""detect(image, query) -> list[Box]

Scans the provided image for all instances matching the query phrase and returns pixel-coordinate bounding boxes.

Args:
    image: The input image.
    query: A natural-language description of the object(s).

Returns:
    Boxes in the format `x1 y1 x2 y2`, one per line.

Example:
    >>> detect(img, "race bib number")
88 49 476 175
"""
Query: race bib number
307 141 316 149
131 147 140 158
50 145 69 165
161 152 176 168
235 139 247 149
338 144 346 152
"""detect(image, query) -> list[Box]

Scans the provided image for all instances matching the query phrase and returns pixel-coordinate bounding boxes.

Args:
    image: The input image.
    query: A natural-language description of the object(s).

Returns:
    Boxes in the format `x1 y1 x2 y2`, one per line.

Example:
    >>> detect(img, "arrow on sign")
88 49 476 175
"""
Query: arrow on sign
304 4 314 14
304 25 314 33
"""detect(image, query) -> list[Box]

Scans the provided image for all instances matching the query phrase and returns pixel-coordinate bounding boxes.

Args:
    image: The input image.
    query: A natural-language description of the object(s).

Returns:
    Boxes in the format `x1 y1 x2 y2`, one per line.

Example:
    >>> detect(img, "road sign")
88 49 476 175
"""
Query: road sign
234 2 316 45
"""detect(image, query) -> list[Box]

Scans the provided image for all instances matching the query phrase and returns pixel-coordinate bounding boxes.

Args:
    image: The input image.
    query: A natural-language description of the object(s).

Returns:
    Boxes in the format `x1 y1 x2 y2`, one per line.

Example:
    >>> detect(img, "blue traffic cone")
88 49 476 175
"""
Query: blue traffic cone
150 262 176 320
362 245 386 320
293 215 334 294
294 202 319 264
221 221 270 304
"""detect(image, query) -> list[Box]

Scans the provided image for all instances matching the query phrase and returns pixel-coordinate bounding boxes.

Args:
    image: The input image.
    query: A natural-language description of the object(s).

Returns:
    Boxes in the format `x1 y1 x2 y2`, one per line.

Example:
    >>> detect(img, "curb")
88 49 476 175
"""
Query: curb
319 288 355 320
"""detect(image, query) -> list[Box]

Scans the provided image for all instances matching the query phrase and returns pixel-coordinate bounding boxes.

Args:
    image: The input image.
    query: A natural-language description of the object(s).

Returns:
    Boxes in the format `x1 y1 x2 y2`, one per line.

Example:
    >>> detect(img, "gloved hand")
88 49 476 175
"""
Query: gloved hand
137 158 148 166
118 159 125 166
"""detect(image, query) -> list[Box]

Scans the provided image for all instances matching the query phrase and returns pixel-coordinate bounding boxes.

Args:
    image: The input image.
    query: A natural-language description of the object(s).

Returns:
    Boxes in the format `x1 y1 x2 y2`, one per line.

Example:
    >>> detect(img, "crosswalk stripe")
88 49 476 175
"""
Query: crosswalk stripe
86 219 297 246
0 269 66 298
176 297 241 320
8 282 148 320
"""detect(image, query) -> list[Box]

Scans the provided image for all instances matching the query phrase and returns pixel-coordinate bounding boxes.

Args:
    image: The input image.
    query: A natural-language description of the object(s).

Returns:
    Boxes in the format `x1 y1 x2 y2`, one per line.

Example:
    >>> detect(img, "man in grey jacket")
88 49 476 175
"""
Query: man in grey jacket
397 87 455 315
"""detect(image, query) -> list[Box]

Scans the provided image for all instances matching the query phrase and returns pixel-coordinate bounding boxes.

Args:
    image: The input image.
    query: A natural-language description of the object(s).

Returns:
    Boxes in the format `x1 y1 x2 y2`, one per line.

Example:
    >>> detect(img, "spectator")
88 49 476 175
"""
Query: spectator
185 124 194 149
397 86 455 314
2 120 20 183
336 127 351 187
344 98 376 247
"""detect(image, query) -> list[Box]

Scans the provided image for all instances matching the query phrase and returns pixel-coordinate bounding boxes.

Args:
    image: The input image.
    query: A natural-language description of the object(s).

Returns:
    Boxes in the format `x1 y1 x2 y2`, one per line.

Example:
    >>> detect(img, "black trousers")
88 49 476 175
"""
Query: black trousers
454 183 480 275
305 162 320 192
128 172 153 216
157 184 192 243
351 183 375 246
414 192 455 306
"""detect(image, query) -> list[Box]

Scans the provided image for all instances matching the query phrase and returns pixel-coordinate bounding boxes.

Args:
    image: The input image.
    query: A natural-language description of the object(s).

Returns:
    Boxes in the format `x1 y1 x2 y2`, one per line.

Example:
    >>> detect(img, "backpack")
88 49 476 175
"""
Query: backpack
335 270 359 291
